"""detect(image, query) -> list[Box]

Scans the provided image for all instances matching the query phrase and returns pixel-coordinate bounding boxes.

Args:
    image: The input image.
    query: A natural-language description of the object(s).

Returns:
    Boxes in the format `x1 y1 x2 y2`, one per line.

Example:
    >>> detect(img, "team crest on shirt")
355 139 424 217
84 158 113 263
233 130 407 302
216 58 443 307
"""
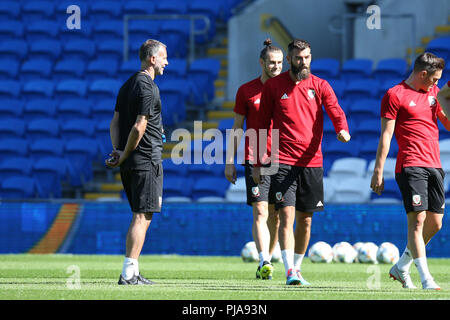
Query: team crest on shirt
251 186 260 197
412 194 422 206
254 98 260 105
428 96 436 107
307 89 316 99
275 192 284 202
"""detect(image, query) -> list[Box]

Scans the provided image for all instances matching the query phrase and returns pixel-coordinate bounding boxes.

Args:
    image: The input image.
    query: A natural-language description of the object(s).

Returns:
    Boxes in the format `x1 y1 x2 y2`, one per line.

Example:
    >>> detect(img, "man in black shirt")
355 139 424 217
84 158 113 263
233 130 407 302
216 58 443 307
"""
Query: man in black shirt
106 39 168 285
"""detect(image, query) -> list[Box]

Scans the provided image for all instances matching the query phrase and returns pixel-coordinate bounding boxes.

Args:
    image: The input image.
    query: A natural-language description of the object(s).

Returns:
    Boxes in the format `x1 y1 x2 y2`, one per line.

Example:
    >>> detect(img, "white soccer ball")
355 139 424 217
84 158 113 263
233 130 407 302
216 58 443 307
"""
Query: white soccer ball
377 242 400 264
308 241 333 263
332 242 357 263
353 242 364 262
357 242 379 264
241 241 258 262
271 242 282 263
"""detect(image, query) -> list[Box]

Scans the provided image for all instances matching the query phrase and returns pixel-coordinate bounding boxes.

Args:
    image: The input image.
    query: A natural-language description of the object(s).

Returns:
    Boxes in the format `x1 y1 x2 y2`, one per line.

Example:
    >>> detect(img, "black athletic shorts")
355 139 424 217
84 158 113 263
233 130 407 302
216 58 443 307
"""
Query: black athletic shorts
395 166 445 214
120 162 163 213
272 163 324 212
244 161 275 206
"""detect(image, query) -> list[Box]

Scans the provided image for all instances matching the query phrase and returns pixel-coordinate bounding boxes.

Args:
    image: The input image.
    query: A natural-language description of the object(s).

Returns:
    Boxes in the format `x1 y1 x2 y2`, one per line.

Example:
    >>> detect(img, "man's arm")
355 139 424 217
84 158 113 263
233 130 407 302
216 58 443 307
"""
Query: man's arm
321 81 350 142
110 111 120 151
224 113 245 184
370 117 396 195
437 81 450 129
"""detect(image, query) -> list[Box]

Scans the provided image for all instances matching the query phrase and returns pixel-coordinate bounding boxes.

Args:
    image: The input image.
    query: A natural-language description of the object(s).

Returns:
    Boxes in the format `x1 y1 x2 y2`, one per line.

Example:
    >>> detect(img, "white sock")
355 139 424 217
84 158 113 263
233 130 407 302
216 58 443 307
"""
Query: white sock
122 257 138 280
281 249 294 276
397 247 413 271
294 253 305 271
414 257 433 283
259 251 270 268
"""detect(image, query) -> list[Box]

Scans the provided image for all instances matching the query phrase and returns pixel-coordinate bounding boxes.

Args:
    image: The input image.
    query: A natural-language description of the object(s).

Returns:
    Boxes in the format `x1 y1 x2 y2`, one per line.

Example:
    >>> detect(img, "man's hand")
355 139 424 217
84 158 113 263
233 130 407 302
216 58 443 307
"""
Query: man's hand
437 82 450 119
224 163 237 184
252 166 261 184
105 149 123 168
337 129 351 142
370 170 384 195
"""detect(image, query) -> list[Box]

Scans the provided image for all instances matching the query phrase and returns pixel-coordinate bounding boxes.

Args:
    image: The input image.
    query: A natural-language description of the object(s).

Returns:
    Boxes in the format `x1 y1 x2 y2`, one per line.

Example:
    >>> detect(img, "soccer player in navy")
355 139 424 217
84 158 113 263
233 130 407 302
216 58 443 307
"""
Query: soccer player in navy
254 39 350 285
106 39 168 285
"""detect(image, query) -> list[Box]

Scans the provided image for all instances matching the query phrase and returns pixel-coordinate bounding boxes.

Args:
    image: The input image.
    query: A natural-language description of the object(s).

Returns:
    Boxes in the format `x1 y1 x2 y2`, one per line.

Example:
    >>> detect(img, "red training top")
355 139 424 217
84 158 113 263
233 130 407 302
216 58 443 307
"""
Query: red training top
234 77 272 162
381 81 443 173
257 71 349 167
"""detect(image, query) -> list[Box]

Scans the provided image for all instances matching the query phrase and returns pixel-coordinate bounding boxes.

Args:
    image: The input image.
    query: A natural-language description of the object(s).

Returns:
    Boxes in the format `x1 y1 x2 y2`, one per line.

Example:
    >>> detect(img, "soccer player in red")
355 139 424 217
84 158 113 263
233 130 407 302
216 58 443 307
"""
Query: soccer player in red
225 39 282 280
253 39 350 285
371 53 449 290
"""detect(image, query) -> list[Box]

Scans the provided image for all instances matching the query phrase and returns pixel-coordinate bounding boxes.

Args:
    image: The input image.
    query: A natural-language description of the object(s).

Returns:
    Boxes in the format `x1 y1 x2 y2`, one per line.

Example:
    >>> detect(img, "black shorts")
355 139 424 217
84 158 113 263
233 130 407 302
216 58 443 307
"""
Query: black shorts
244 161 275 206
395 166 445 214
272 164 324 212
120 162 163 213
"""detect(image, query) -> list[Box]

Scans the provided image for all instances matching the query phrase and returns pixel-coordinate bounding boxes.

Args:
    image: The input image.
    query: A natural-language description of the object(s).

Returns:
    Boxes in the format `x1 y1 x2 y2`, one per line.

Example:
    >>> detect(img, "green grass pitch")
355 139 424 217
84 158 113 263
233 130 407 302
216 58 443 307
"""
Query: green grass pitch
0 254 449 300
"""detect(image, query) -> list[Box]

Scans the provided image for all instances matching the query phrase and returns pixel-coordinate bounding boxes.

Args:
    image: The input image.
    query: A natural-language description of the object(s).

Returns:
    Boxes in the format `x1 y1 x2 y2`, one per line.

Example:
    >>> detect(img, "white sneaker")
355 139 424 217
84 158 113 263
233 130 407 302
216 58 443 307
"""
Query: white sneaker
422 278 440 290
389 264 417 289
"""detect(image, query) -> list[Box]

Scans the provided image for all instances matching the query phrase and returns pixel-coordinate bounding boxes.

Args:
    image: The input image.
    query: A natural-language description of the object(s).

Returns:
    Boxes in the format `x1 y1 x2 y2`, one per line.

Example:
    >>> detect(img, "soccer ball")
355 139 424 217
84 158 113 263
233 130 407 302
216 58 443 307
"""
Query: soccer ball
241 241 258 262
271 242 282 263
357 242 379 264
377 242 400 264
308 241 333 263
332 242 357 263
353 242 364 262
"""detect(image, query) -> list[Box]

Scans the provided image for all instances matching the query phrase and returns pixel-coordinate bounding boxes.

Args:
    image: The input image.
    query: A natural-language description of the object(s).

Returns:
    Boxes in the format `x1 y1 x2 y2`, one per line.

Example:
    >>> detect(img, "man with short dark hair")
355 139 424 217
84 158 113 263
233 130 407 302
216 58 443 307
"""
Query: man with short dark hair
254 39 350 285
371 52 449 290
106 39 168 285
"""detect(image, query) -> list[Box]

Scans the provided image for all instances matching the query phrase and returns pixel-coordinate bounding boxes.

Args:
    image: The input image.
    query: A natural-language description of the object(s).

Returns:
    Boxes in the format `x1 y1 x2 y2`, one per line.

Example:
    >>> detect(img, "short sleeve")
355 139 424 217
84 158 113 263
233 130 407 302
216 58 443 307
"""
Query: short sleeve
114 85 125 112
233 85 247 116
380 90 400 120
136 79 156 116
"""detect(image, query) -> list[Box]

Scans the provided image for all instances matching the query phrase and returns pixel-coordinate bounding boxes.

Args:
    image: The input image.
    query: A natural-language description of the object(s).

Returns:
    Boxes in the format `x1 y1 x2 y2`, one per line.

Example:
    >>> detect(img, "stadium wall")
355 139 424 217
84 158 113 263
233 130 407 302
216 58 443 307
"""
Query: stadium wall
1 201 449 257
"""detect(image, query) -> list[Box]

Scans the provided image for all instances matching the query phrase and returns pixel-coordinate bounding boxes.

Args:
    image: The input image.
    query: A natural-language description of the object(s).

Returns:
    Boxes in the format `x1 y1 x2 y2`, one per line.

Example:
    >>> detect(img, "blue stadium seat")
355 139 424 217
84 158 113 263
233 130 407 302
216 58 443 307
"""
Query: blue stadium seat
0 20 24 40
58 17 92 42
97 39 124 61
0 176 37 199
322 138 360 165
20 59 53 81
60 118 95 141
426 36 450 61
370 179 402 200
118 59 140 81
163 176 193 198
96 118 111 156
22 80 55 100
53 59 86 80
25 20 59 41
327 79 346 100
58 99 92 120
92 98 115 120
93 20 123 42
372 58 407 83
159 79 188 126
0 119 25 139
0 138 28 163
358 138 379 161
187 163 224 180
0 80 20 99
0 1 20 20
163 159 189 178
311 58 340 80
64 138 99 186
90 1 122 21
63 39 97 60
191 177 229 200
0 157 33 180
24 99 57 120
188 58 220 105
22 1 55 22
347 98 380 122
159 20 190 58
128 20 162 51
123 1 155 15
85 59 119 81
0 99 23 119
354 119 380 141
217 118 234 133
0 59 19 79
55 1 89 25
0 40 28 62
344 79 379 102
32 157 69 198
88 79 122 102
29 39 62 60
26 118 59 142
155 0 188 14
29 138 64 160
163 58 187 80
378 78 403 99
55 79 88 100
340 58 373 82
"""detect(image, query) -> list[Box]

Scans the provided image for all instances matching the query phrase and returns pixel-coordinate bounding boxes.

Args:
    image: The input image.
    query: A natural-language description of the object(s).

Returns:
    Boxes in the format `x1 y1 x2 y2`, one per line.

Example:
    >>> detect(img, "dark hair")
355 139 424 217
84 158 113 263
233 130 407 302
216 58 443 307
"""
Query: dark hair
259 38 282 61
287 39 311 55
139 39 166 63
413 52 445 74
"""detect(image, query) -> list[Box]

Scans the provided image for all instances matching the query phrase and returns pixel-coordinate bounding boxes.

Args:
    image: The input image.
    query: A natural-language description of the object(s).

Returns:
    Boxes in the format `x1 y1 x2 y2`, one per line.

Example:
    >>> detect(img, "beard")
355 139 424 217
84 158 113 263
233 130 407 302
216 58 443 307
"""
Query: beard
291 64 310 80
